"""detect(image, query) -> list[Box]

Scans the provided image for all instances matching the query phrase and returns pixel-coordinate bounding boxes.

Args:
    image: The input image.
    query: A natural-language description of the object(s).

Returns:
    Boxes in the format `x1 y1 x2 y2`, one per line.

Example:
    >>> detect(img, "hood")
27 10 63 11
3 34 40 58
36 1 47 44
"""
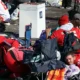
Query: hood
60 22 74 31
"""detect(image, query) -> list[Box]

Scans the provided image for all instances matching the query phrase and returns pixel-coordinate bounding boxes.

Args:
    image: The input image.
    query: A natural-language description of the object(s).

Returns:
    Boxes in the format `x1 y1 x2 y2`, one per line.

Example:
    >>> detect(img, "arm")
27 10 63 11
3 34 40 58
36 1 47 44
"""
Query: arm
45 28 51 39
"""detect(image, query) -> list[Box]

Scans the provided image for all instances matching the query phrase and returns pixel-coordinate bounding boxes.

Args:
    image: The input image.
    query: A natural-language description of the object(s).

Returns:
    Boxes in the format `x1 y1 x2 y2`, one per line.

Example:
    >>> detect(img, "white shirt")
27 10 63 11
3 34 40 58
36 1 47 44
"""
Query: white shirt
0 0 10 21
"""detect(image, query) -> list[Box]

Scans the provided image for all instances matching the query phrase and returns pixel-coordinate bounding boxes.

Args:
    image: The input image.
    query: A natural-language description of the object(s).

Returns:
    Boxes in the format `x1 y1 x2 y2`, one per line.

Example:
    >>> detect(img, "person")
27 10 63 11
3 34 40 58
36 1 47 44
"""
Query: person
46 13 80 39
71 13 80 28
64 51 80 80
74 0 80 13
46 26 60 39
10 6 19 20
0 0 10 25
10 0 45 21
61 0 72 9
49 14 80 46
9 0 30 20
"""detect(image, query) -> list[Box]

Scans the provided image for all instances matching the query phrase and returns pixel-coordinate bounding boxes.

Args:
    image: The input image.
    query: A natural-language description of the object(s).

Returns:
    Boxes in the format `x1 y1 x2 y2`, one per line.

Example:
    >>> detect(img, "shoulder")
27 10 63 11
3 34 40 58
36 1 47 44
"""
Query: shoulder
51 29 64 34
71 27 80 31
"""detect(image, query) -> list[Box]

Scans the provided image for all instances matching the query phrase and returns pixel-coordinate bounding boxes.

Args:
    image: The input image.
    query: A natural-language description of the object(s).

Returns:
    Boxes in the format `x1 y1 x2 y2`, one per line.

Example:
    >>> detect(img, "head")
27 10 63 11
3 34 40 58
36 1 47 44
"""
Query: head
65 51 76 65
58 15 69 26
71 13 80 27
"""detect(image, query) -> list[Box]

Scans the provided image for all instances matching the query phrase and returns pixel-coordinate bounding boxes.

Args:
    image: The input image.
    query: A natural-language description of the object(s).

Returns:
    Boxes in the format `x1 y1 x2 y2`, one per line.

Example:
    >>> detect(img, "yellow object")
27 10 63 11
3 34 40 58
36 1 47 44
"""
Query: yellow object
59 0 62 6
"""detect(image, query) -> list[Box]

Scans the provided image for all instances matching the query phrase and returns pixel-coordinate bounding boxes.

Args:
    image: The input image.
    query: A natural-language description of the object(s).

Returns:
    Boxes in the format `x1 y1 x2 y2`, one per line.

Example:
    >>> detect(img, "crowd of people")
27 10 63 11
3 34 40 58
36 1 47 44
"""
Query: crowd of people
0 0 45 24
0 0 80 79
0 0 79 25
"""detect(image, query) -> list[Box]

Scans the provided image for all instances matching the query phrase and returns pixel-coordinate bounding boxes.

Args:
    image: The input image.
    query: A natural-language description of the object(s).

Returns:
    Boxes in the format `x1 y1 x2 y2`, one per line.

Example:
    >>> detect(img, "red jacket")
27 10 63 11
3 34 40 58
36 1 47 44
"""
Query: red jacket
50 27 80 46
74 53 80 68
0 36 20 48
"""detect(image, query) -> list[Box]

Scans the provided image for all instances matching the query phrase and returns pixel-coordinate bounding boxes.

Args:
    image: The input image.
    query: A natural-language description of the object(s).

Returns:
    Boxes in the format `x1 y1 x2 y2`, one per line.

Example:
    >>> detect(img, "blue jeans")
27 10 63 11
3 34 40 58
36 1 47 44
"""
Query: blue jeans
26 39 31 48
25 29 31 48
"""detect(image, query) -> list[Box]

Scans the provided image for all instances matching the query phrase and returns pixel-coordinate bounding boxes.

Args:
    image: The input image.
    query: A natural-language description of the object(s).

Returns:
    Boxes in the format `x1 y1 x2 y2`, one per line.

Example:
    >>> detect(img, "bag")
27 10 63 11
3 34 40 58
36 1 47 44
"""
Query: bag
61 32 80 54
22 50 35 64
4 47 31 75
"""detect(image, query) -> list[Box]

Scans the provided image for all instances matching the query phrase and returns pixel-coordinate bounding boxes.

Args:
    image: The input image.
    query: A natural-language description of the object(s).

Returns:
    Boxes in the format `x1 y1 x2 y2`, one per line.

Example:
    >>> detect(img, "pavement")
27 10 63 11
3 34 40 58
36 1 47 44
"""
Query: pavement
46 7 68 28
4 7 68 36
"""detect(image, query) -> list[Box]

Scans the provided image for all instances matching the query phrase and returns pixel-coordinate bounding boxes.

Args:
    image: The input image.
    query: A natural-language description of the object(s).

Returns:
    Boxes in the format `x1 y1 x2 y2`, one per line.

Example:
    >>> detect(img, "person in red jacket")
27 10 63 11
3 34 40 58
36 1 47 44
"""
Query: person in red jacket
49 14 80 46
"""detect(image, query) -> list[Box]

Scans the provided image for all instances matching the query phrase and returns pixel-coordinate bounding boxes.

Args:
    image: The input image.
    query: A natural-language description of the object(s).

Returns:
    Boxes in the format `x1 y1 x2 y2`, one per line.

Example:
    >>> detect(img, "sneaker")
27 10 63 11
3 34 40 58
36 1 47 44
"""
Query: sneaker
60 6 65 9
11 17 18 21
4 22 10 26
66 7 72 10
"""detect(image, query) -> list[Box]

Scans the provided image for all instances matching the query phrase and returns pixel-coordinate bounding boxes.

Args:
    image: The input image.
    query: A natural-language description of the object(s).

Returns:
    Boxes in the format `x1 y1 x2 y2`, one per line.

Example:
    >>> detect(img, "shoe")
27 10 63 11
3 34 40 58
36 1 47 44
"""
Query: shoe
4 22 10 26
11 16 18 21
66 7 72 10
60 6 65 9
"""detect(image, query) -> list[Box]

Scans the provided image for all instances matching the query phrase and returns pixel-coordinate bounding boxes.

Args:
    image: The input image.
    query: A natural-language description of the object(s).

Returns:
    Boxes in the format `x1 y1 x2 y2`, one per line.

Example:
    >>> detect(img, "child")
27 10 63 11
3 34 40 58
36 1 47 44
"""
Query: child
64 51 80 80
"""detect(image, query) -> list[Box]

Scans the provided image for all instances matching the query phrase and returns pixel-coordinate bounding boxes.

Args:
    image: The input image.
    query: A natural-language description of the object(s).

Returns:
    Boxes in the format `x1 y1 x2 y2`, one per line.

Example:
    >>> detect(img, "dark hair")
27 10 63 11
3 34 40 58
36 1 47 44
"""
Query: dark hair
64 51 76 64
65 51 76 58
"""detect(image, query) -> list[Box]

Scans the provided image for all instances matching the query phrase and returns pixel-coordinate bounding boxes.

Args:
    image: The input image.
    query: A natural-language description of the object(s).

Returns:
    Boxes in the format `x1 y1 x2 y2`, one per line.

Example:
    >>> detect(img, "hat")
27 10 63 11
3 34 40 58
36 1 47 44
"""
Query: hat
58 15 69 26
74 13 80 20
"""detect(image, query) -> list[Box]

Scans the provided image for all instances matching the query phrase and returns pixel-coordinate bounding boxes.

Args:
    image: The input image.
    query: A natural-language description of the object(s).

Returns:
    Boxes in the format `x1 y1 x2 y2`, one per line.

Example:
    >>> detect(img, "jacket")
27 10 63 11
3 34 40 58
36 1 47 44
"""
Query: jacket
50 23 80 46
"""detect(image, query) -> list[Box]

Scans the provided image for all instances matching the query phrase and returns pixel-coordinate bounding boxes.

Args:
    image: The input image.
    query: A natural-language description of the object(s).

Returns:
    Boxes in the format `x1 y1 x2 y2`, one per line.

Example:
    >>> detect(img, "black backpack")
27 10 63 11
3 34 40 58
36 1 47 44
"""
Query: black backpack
61 31 80 54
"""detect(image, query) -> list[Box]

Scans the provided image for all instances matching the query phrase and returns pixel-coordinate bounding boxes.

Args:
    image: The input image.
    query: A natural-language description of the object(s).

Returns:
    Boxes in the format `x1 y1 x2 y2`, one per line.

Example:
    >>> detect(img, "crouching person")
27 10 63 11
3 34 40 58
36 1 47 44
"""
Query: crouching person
0 0 10 25
64 51 80 80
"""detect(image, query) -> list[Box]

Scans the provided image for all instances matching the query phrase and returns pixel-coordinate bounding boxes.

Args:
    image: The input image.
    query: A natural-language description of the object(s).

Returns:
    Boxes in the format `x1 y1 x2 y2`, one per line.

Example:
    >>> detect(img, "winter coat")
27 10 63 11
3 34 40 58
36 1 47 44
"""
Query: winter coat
0 36 20 48
50 23 80 46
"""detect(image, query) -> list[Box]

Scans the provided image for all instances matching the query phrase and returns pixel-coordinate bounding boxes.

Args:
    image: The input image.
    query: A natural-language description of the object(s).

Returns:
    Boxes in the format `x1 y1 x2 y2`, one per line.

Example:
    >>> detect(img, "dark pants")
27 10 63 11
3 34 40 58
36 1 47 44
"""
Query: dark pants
62 0 72 8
